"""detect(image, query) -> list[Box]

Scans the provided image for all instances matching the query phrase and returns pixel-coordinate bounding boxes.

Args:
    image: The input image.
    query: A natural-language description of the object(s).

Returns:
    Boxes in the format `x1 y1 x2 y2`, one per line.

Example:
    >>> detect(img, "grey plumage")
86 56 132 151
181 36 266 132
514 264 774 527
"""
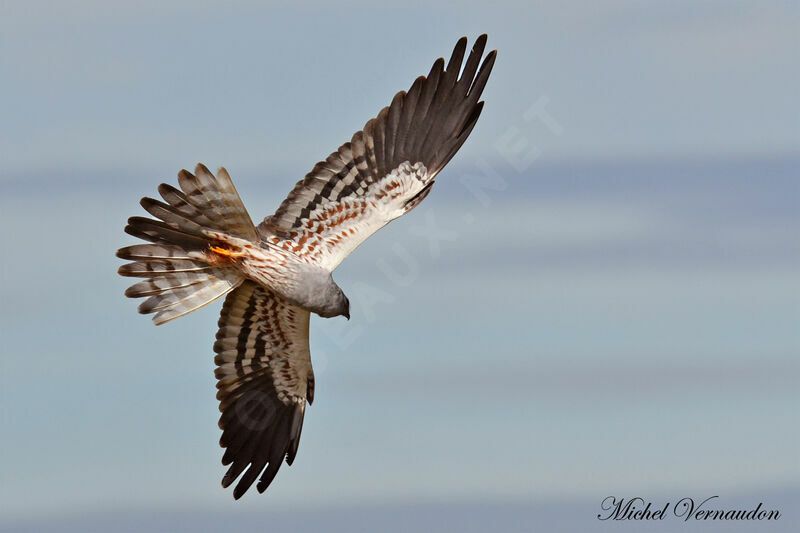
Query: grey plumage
275 264 349 318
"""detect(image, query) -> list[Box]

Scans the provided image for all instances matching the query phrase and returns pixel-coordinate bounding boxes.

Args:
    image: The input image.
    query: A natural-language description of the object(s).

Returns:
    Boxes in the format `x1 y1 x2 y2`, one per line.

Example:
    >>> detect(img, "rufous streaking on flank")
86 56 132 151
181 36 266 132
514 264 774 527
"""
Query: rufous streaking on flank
117 35 496 499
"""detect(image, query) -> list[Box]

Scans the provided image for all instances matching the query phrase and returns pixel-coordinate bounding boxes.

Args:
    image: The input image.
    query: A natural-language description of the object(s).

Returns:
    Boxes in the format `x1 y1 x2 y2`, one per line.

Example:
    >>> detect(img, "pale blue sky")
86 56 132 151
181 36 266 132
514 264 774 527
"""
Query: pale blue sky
1 1 798 531
1 0 798 180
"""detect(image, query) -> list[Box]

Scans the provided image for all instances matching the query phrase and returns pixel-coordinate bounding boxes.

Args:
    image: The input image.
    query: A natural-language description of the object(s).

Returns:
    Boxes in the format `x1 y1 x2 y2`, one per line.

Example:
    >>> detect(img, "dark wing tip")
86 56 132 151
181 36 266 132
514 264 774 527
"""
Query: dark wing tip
447 36 469 70
467 49 497 100
228 472 251 498
485 49 498 67
473 99 486 117
256 459 284 493
429 56 445 76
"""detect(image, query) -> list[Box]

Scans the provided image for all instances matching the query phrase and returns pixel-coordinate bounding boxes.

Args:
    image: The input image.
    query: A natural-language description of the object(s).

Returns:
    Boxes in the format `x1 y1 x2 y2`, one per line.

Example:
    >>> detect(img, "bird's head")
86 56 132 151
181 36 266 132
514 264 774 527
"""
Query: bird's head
329 286 350 320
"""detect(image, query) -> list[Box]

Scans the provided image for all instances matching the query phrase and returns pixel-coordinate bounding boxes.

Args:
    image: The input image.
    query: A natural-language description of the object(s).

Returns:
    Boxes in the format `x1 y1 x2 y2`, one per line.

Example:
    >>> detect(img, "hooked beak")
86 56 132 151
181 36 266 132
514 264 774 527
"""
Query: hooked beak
344 298 350 320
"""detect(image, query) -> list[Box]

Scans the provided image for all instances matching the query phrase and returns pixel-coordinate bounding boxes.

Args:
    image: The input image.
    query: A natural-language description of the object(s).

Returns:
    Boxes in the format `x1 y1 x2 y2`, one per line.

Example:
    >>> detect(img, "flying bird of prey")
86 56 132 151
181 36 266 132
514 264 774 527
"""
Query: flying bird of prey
117 35 496 498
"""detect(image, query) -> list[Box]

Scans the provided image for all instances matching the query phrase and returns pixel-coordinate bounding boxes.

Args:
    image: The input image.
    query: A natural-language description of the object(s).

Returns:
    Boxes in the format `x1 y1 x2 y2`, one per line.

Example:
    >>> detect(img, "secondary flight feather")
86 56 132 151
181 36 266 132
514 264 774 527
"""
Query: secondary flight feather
117 35 496 498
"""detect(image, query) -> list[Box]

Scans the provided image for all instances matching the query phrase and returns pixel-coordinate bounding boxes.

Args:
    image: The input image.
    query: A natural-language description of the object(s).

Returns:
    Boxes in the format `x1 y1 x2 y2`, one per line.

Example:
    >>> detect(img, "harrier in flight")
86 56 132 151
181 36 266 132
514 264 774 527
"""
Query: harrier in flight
118 35 496 498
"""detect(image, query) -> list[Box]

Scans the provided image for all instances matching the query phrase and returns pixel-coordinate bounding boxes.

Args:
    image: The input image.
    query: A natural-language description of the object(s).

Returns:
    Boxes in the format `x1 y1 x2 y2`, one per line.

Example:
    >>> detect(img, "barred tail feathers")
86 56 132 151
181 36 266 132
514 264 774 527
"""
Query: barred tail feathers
117 164 258 325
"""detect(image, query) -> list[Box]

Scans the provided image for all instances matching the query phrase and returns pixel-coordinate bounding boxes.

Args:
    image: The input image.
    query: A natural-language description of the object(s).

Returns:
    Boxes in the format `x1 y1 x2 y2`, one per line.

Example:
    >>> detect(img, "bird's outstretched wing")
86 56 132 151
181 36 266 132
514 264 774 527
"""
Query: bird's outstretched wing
258 35 496 271
214 281 314 498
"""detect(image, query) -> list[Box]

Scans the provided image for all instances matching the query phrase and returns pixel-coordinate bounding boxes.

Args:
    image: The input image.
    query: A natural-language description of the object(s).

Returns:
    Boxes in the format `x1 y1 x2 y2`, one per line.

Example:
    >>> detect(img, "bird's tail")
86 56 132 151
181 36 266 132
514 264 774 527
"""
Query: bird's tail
117 164 260 325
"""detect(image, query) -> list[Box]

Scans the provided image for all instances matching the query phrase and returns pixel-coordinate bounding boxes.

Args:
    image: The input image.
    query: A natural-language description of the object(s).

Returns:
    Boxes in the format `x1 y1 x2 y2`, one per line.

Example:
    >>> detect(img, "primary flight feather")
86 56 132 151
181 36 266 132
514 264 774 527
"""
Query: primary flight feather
117 35 496 498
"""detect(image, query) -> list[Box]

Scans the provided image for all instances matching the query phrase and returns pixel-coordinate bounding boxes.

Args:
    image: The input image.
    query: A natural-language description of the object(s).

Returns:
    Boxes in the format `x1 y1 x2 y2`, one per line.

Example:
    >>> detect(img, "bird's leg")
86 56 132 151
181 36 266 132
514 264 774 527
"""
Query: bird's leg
209 245 246 258
205 236 248 266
